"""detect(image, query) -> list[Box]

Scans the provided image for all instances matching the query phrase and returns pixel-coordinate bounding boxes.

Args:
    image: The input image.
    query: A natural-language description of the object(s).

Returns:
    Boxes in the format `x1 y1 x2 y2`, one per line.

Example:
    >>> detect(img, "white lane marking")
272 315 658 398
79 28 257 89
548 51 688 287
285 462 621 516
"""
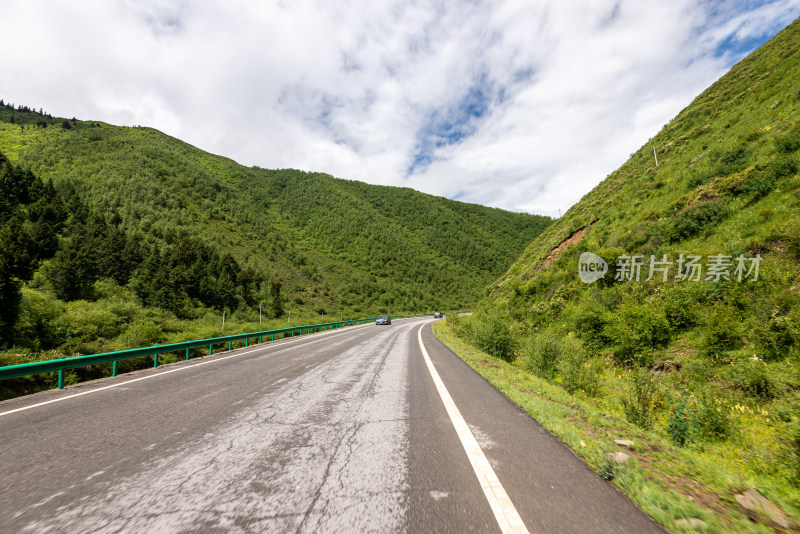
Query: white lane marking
85 471 105 481
0 321 388 418
417 325 529 534
31 491 65 508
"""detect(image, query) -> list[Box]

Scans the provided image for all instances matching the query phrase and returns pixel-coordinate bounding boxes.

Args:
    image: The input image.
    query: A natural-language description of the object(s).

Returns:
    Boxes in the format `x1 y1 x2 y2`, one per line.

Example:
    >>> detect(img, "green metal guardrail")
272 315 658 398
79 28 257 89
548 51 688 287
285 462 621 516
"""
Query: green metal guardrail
0 314 434 389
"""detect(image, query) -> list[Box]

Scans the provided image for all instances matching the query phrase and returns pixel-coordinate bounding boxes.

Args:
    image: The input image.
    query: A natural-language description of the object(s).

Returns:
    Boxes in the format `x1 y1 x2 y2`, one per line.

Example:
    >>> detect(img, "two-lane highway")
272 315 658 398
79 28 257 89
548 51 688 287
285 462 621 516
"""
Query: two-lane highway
0 318 663 533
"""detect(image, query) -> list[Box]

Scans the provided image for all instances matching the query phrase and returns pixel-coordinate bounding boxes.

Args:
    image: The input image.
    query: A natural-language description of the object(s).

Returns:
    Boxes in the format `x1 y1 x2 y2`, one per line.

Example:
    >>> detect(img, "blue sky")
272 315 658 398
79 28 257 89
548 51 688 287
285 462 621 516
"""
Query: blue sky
409 73 500 175
1 0 799 217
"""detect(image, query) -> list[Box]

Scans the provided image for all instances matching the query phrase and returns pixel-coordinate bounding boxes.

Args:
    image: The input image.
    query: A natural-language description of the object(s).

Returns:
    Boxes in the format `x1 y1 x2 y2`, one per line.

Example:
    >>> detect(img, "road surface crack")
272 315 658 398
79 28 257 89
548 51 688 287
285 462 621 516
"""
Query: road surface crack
293 421 360 534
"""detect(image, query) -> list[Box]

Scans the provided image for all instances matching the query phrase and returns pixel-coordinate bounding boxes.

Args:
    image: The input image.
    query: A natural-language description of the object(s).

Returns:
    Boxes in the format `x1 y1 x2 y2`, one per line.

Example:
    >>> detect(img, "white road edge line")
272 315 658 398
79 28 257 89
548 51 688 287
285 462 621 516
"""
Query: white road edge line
417 324 529 534
0 322 380 418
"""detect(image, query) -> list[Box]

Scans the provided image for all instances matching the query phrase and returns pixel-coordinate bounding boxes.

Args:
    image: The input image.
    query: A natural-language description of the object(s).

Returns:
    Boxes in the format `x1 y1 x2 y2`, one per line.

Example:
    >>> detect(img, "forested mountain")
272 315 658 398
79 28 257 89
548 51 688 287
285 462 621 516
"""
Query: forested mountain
0 102 550 360
444 17 800 529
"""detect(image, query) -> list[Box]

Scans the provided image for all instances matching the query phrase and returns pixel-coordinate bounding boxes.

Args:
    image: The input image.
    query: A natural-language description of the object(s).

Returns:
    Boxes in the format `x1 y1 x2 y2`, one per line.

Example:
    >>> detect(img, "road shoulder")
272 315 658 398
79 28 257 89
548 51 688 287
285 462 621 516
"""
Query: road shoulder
425 321 665 533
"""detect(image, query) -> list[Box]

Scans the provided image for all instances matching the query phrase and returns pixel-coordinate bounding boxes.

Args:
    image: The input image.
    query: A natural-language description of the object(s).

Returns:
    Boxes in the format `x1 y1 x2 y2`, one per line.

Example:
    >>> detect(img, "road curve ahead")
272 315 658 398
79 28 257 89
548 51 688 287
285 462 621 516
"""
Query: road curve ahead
0 317 663 533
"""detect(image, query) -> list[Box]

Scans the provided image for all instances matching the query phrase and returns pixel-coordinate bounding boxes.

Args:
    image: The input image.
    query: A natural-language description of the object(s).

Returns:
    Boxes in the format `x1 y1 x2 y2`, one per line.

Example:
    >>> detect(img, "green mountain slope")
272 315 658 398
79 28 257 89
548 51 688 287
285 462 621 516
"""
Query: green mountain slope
441 17 800 531
0 105 551 317
491 17 800 347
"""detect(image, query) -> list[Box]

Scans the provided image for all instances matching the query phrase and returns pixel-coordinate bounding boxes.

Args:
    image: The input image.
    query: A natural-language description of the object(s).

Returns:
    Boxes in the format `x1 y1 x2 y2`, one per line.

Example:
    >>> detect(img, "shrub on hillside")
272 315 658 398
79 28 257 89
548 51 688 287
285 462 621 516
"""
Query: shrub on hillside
790 420 800 484
775 126 800 153
622 368 659 430
687 146 752 190
446 314 473 341
783 396 800 483
473 314 517 362
595 247 627 288
700 304 743 358
754 311 800 361
728 354 776 399
696 391 734 442
660 284 698 331
744 168 778 199
605 303 670 366
744 154 798 199
716 146 751 173
559 336 602 396
769 154 798 179
667 200 729 243
14 288 64 349
60 300 120 342
525 328 561 378
667 394 696 446
119 319 164 348
525 329 602 395
568 299 611 348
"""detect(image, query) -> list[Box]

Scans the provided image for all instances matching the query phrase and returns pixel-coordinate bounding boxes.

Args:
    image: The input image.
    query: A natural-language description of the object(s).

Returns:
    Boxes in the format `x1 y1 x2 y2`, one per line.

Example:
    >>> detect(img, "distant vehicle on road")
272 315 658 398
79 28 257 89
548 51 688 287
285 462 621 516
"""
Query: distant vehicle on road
433 312 443 318
376 315 391 325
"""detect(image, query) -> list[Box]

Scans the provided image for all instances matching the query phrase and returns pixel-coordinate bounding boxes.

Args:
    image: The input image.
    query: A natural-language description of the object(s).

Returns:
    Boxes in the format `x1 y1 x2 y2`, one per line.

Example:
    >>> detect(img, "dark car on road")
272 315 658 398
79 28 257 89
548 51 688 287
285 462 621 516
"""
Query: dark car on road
376 315 391 325
433 312 443 318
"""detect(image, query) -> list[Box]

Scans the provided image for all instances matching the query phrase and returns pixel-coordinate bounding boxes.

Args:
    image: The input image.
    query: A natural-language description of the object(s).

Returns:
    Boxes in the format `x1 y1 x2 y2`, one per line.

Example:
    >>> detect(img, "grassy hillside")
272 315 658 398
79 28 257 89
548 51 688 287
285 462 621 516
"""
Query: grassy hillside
439 17 800 533
0 104 550 317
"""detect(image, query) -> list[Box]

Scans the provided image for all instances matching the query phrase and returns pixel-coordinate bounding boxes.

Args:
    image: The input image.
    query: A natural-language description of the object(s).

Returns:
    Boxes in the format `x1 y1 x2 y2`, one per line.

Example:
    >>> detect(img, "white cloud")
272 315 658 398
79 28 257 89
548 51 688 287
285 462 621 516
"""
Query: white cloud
1 0 798 217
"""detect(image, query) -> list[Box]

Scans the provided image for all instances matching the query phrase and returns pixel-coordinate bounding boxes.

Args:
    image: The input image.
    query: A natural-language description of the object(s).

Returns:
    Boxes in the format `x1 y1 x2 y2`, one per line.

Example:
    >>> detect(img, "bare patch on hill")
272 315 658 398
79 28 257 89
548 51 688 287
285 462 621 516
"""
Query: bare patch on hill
539 218 598 270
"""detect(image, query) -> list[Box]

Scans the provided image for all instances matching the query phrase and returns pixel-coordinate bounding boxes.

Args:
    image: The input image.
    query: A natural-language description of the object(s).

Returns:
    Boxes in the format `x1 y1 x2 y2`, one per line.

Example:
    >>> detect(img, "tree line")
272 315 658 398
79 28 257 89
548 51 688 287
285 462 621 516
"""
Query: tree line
0 148 284 349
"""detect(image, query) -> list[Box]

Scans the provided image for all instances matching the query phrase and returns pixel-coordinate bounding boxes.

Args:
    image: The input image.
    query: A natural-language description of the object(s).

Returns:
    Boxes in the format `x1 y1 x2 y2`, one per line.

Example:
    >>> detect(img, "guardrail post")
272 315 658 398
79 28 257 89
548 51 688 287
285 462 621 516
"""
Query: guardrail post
57 369 64 389
112 361 118 377
185 348 190 360
245 338 249 347
228 341 232 351
259 335 262 344
153 353 159 368
210 344 213 355
271 333 275 341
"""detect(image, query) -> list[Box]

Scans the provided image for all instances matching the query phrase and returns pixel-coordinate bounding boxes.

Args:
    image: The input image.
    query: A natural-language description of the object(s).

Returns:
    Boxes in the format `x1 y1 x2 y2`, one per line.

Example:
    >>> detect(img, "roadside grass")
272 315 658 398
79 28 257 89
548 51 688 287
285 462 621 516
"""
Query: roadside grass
433 320 798 533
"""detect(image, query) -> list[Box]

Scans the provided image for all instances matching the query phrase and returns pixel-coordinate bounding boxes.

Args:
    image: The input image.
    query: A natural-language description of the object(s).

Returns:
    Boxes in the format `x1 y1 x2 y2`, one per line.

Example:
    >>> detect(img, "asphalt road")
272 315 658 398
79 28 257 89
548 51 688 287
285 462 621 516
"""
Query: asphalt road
0 317 663 533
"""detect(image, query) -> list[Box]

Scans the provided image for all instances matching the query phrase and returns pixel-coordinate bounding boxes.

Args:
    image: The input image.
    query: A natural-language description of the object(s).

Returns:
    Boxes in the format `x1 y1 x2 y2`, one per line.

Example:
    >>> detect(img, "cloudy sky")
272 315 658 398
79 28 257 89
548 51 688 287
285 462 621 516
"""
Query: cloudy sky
2 1 799 217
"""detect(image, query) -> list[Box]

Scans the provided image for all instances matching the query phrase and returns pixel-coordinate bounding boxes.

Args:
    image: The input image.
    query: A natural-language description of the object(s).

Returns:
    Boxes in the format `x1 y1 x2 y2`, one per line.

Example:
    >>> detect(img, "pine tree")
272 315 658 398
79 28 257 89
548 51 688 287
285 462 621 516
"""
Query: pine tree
0 217 34 344
49 241 96 301
270 281 284 318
